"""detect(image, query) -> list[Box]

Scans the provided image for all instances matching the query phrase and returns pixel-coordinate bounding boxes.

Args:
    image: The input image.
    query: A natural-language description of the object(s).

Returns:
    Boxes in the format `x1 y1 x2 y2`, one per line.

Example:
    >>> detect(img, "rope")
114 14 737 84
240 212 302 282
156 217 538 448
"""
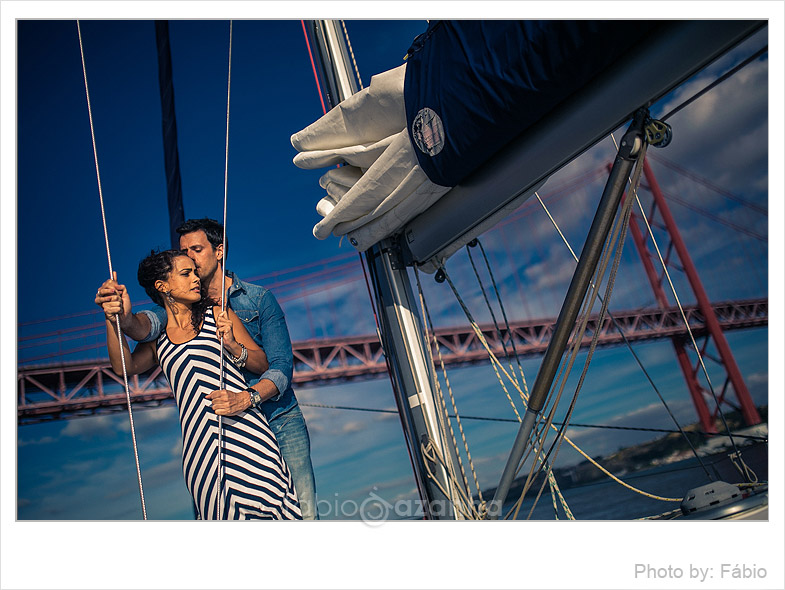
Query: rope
420 437 480 519
462 243 572 518
438 261 681 506
340 20 364 90
513 170 632 518
520 144 648 519
415 267 484 513
215 19 234 521
729 451 758 483
466 245 522 391
436 268 574 518
77 20 147 520
476 240 529 390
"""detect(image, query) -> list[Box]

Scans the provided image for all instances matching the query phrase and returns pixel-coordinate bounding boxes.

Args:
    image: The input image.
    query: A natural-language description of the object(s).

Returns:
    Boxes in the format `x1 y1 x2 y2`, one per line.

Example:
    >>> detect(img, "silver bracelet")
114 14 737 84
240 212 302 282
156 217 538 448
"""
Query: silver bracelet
229 343 248 368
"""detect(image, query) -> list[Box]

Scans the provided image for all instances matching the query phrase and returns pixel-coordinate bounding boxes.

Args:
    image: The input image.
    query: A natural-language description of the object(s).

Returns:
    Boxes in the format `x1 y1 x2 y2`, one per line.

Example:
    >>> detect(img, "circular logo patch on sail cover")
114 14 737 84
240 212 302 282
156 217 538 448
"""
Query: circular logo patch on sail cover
412 107 445 157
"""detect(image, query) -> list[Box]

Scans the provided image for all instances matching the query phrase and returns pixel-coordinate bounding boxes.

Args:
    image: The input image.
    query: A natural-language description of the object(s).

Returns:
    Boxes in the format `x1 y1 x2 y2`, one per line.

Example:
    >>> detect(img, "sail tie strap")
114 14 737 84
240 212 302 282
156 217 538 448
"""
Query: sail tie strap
77 20 147 520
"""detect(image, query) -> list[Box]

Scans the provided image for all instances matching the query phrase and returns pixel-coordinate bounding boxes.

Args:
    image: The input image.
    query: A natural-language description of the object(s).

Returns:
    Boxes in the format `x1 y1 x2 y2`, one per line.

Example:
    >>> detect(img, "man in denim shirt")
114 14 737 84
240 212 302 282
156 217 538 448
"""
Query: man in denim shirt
96 218 318 519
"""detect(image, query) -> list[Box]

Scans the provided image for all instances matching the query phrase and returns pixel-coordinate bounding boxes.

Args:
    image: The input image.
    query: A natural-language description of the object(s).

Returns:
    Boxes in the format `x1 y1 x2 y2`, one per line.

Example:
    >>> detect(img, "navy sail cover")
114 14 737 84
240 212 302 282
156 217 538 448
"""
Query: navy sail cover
403 20 661 187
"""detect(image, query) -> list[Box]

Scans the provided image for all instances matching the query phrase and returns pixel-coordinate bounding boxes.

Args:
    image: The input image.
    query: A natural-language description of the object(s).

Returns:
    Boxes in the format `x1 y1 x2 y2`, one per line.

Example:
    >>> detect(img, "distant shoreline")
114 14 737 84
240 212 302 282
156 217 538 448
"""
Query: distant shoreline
482 406 768 499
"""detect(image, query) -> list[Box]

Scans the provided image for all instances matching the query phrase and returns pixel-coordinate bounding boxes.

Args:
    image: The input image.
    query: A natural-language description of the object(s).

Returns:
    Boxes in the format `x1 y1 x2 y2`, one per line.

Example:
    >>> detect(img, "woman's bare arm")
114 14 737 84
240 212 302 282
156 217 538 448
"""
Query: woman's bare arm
214 307 269 374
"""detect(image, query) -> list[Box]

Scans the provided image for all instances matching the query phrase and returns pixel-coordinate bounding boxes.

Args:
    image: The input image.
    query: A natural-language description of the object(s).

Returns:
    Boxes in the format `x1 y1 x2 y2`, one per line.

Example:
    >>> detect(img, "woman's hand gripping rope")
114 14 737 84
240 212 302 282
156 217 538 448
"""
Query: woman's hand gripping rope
215 310 240 354
209 310 255 416
95 272 131 324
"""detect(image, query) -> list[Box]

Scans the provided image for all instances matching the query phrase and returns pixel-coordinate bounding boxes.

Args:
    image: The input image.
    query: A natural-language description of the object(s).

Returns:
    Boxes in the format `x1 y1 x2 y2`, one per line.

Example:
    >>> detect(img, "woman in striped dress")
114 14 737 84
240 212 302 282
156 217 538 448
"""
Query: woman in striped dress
102 249 301 520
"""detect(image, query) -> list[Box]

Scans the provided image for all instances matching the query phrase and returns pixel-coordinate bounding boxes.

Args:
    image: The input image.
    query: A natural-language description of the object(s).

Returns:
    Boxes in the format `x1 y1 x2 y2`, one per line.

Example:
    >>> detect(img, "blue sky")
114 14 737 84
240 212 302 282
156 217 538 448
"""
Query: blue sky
4 4 784 590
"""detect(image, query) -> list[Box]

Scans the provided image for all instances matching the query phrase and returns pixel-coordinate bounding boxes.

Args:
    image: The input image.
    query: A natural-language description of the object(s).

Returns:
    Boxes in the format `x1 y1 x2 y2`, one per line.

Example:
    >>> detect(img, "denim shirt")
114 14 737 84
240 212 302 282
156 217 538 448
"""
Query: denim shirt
139 270 297 422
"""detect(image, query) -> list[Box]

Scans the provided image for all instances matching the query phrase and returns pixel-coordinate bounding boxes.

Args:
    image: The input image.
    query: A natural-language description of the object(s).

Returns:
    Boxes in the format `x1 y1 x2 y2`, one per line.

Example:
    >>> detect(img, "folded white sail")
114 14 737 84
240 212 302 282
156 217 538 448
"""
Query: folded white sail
291 64 450 252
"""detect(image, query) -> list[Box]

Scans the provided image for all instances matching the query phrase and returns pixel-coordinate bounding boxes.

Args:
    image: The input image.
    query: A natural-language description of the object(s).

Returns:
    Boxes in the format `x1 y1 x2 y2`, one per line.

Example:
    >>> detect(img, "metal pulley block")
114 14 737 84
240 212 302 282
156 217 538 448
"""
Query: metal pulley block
645 118 672 148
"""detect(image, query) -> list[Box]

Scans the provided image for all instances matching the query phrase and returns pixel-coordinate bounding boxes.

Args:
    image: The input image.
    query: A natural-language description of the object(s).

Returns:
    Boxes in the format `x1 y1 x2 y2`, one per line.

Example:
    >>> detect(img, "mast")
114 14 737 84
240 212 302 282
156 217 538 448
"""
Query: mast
154 20 186 249
304 20 465 519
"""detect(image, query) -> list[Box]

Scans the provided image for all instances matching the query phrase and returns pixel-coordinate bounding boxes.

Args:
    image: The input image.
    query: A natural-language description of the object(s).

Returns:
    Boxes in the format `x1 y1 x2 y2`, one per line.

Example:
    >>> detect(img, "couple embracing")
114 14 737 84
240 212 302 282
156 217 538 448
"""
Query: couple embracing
97 218 317 520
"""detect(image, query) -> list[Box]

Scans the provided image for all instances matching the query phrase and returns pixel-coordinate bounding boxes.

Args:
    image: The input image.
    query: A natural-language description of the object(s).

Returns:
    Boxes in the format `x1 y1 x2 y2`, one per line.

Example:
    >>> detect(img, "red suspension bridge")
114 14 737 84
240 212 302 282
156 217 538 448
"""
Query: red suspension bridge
17 156 769 430
18 298 767 424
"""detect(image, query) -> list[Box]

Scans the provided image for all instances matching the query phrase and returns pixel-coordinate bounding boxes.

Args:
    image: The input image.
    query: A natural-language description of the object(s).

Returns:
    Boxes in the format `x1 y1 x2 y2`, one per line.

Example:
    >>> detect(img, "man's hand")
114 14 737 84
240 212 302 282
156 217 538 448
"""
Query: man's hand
206 389 252 416
96 273 132 327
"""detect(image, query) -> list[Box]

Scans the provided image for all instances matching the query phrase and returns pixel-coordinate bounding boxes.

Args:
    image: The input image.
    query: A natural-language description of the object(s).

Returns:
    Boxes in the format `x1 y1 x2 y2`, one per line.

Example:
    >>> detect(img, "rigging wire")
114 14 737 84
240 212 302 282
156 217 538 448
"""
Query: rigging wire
660 45 767 122
510 149 644 519
524 143 649 518
630 174 749 475
465 242 524 390
461 242 572 518
77 20 147 520
300 20 327 115
475 240 529 389
535 149 713 480
435 262 680 512
609 134 744 479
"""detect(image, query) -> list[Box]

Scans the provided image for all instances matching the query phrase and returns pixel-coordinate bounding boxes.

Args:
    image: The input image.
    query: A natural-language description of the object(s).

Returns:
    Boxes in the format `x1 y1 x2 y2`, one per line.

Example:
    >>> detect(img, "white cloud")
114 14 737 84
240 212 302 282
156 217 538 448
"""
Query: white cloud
61 414 129 440
340 420 366 434
18 436 56 447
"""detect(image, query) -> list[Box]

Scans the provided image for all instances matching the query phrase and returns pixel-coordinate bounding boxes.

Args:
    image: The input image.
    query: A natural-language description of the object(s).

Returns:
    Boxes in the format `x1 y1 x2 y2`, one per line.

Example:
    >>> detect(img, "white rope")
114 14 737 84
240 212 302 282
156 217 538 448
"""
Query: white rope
414 267 484 516
217 19 233 521
518 144 647 519
77 20 147 520
438 261 681 505
340 20 364 90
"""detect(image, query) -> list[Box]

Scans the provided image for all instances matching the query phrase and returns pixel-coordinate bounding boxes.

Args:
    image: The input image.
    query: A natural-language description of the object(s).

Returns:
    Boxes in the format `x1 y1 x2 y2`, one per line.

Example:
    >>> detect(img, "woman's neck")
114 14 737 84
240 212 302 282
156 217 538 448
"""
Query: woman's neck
165 300 193 330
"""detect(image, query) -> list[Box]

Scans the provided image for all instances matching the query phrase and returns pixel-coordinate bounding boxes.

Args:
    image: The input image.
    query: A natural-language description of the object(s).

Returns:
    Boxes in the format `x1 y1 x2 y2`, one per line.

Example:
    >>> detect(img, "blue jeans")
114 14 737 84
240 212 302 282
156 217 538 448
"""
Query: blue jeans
268 405 318 519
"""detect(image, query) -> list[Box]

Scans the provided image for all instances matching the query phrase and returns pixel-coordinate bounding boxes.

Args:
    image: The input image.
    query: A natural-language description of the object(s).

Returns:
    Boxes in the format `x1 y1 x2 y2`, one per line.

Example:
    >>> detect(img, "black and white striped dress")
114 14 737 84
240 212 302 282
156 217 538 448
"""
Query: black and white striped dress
157 307 302 520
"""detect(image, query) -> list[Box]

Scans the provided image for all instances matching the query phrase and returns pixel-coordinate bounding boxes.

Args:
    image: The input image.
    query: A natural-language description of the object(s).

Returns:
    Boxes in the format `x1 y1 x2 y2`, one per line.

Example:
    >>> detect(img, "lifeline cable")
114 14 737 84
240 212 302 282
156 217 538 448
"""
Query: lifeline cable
77 20 147 519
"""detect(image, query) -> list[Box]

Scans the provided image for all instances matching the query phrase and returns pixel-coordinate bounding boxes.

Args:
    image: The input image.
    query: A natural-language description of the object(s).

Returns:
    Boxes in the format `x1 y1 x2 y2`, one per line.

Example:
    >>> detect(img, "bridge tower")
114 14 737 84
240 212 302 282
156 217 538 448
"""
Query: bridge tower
625 158 762 433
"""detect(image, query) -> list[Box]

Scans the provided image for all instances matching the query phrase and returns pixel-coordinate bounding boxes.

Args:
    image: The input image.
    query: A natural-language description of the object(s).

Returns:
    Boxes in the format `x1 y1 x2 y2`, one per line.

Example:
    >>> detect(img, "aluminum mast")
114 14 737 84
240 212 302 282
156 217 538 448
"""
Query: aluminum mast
304 20 465 519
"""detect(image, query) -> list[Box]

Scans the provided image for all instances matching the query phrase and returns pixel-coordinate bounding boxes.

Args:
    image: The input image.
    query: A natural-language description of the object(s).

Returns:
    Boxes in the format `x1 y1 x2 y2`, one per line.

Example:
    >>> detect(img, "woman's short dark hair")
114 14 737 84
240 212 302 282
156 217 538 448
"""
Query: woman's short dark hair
137 249 213 333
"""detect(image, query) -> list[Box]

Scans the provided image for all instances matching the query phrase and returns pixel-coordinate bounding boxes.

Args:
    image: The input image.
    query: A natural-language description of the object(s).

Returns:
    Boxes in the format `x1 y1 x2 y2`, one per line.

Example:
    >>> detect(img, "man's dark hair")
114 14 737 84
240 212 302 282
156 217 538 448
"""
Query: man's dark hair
176 218 228 255
137 249 214 333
